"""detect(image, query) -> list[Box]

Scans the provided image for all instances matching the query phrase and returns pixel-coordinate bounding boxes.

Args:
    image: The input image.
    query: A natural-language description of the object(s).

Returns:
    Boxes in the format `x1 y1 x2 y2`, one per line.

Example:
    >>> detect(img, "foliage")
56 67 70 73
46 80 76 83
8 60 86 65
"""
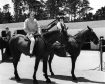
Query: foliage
46 0 92 20
1 0 105 23
95 6 105 20
11 0 47 21
83 12 93 21
0 4 13 24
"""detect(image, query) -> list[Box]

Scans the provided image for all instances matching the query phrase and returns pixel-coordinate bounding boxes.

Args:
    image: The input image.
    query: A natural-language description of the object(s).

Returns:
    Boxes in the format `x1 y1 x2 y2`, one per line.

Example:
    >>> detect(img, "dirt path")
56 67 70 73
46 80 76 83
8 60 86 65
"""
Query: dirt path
0 51 105 84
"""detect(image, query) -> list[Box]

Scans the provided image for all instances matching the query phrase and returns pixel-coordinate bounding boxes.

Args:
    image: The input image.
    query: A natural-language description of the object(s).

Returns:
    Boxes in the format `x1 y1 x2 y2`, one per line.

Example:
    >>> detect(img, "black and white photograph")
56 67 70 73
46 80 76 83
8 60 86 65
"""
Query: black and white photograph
0 0 105 84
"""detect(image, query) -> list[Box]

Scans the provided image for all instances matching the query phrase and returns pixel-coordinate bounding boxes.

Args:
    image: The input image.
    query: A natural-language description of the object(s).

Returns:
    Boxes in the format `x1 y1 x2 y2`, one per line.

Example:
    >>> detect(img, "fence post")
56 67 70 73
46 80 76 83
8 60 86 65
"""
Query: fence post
99 36 103 71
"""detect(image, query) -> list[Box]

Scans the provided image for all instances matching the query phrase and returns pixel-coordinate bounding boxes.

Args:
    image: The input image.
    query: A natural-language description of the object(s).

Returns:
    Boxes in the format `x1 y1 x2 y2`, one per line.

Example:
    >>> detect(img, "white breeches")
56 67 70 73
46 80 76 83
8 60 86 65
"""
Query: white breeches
27 33 35 53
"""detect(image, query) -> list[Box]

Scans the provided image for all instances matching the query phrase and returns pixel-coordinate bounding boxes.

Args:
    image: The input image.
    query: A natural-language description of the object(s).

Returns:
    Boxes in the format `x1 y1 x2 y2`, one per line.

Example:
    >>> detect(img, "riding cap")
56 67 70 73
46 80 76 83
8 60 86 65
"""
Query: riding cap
56 16 64 21
5 27 9 30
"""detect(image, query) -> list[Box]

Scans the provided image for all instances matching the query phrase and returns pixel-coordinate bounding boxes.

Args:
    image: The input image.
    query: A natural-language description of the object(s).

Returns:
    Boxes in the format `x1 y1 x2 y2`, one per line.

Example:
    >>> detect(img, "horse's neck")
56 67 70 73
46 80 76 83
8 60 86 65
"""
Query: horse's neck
44 35 58 44
43 30 60 44
74 31 88 45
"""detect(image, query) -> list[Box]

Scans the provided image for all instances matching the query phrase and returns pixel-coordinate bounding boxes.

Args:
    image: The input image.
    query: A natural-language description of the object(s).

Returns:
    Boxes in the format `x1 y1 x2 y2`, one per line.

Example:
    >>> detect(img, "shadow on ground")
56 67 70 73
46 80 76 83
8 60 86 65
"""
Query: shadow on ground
10 77 58 84
0 59 12 64
49 75 105 84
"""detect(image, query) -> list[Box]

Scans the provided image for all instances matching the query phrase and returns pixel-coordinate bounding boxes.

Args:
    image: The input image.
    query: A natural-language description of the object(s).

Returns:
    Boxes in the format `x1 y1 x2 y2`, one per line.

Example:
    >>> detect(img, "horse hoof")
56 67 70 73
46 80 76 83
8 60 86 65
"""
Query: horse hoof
46 79 51 83
0 60 4 63
72 77 78 82
51 72 54 76
16 78 21 82
15 76 21 82
33 80 38 84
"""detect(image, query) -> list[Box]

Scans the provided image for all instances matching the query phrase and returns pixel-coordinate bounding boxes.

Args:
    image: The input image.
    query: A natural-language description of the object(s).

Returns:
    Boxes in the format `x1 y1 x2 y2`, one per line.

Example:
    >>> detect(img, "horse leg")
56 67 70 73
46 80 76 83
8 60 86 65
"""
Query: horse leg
71 56 78 81
48 53 54 75
13 53 21 81
1 48 4 61
43 56 51 83
33 57 40 84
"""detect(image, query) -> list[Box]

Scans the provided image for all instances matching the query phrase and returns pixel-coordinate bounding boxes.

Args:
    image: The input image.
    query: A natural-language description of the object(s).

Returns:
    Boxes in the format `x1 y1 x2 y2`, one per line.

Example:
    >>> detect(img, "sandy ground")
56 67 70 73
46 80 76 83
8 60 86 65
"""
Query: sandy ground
0 50 105 84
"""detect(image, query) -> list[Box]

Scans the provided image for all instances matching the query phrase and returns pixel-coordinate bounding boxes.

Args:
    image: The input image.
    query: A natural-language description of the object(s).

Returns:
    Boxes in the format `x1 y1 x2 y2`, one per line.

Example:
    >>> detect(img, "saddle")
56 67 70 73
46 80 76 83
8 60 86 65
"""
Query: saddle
22 34 41 54
24 33 41 41
22 34 41 56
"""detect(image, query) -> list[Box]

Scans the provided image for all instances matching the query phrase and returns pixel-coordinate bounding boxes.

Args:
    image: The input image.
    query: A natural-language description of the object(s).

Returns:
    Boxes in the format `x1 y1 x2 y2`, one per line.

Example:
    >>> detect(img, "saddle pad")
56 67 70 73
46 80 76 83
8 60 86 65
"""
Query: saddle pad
24 36 38 47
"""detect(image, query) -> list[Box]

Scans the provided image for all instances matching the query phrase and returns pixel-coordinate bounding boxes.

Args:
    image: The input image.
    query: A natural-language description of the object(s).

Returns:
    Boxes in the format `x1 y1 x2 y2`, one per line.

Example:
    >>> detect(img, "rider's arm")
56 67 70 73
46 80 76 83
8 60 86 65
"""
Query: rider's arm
57 22 62 29
35 19 41 34
38 27 41 34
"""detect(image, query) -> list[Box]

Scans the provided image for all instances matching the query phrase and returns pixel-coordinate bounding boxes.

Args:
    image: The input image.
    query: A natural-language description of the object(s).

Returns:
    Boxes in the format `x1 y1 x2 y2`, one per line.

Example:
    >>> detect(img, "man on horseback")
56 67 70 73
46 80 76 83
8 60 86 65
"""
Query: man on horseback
23 9 41 54
2 27 11 42
0 27 11 61
56 15 67 30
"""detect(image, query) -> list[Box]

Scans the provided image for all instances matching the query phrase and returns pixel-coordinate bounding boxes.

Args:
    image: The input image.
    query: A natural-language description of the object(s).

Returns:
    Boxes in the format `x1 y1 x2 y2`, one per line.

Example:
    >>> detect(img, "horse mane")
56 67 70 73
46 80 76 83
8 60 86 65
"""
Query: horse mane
74 28 89 38
43 30 60 39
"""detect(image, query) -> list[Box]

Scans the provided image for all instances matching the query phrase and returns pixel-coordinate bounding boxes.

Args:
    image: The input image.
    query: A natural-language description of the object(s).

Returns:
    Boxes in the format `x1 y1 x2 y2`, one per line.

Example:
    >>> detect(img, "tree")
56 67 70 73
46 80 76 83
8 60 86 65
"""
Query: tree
3 4 10 12
95 6 105 20
11 0 93 21
1 4 12 23
46 0 57 18
60 0 92 21
83 12 93 21
46 0 67 18
12 0 22 22
12 0 45 21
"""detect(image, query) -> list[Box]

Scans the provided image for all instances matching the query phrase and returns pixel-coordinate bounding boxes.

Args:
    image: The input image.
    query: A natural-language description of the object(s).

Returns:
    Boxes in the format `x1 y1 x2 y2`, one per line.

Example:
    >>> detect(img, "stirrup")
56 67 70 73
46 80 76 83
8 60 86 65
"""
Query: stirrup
30 50 33 54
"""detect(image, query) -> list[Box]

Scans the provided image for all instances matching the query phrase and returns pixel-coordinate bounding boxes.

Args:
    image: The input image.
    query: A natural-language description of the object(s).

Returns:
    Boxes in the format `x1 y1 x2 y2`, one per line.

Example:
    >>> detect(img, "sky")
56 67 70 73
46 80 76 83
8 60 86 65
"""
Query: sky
0 0 105 15
89 0 105 13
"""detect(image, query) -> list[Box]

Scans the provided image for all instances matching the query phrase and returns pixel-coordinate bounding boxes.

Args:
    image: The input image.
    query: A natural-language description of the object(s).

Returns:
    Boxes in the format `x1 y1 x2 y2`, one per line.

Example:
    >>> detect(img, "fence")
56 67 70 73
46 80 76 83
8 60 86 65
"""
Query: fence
99 36 105 71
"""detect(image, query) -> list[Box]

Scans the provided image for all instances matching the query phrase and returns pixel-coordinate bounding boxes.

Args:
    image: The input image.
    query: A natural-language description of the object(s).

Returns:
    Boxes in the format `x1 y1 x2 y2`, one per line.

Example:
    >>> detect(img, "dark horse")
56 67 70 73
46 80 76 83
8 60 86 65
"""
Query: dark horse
48 26 99 81
9 29 66 84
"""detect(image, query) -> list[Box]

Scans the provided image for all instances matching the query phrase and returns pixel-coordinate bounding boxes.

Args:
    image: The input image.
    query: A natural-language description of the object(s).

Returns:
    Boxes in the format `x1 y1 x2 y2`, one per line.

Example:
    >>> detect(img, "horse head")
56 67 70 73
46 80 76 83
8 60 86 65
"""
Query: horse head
87 26 99 45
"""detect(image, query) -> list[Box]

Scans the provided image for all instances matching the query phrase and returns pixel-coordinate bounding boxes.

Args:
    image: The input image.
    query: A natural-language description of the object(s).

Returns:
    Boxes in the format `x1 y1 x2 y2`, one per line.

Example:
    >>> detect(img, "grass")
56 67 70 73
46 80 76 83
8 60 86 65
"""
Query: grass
0 19 54 29
0 19 105 37
0 20 105 30
66 20 105 29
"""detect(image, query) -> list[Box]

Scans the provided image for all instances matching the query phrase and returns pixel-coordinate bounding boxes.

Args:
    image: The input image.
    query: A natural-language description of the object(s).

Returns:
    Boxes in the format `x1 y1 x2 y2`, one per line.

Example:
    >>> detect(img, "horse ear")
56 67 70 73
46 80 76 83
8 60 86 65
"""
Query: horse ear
87 26 92 31
66 27 68 30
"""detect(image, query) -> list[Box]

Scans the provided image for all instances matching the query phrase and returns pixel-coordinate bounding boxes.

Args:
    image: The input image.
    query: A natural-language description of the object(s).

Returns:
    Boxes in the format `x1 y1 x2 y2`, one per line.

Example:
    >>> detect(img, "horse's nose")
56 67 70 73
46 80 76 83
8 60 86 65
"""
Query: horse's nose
94 39 99 45
96 39 99 45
